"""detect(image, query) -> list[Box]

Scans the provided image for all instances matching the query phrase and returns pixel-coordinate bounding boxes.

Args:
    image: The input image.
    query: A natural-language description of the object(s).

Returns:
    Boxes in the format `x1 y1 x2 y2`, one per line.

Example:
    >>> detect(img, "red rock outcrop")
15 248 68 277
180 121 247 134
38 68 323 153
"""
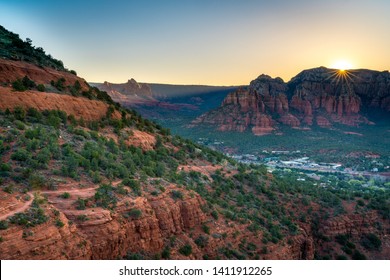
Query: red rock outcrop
193 67 390 134
67 187 207 259
0 87 121 121
193 76 290 135
126 130 156 151
100 79 153 97
279 113 300 127
318 211 380 237
316 116 331 127
0 206 92 260
267 229 315 260
0 58 89 91
93 79 157 105
0 186 209 260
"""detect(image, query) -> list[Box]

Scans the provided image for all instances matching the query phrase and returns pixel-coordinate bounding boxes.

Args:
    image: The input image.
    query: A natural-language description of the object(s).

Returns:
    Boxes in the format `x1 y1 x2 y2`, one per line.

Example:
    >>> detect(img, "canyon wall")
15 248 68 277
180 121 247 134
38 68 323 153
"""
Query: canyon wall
193 68 390 134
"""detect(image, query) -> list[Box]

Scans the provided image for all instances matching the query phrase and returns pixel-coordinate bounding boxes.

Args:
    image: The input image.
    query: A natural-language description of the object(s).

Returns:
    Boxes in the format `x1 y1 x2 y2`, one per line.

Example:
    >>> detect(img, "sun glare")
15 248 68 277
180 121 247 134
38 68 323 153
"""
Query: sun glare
331 60 353 71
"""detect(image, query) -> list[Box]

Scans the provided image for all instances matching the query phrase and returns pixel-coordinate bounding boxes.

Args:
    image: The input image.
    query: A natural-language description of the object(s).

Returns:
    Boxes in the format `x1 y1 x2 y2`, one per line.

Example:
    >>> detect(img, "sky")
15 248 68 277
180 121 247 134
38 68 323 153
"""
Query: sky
1 0 389 85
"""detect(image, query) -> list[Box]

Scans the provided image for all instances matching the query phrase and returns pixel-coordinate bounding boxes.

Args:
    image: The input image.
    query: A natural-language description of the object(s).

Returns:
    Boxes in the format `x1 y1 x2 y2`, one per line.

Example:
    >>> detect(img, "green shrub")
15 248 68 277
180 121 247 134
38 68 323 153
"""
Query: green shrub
55 219 64 228
125 208 142 219
28 174 46 189
124 252 144 260
11 76 36 92
12 79 26 91
161 246 171 259
195 235 209 248
9 206 48 228
335 234 350 246
0 220 9 230
0 163 11 172
52 209 60 217
361 233 382 251
171 190 184 200
211 210 219 220
202 224 210 234
336 255 348 260
59 192 70 199
122 178 141 196
21 76 36 89
37 84 45 92
76 215 89 221
94 184 117 209
91 171 102 184
356 199 365 207
14 107 26 121
3 185 14 194
352 250 367 260
11 148 31 161
14 120 25 130
27 108 42 120
75 198 86 210
51 78 66 91
179 244 192 256
115 185 128 195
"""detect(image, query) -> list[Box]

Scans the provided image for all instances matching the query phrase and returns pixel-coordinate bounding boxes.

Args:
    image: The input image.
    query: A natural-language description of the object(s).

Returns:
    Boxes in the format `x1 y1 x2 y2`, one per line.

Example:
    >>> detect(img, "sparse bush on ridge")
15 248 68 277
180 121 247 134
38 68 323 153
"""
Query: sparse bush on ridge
179 244 192 256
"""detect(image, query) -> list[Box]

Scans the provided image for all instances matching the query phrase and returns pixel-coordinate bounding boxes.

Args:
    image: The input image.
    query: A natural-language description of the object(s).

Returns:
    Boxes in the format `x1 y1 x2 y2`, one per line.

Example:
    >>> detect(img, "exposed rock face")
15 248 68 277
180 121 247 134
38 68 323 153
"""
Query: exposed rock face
0 58 89 91
0 206 92 260
193 75 291 135
193 68 390 134
318 211 380 237
94 79 157 105
126 130 156 151
268 229 315 260
100 79 152 97
0 188 207 260
287 67 382 126
0 87 121 121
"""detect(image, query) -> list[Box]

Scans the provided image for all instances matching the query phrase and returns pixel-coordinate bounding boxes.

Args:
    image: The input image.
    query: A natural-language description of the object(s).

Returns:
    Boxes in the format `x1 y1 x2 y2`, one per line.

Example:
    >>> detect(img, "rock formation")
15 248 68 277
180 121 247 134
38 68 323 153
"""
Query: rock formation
193 67 390 134
0 87 121 121
94 79 156 105
0 187 208 260
0 58 89 91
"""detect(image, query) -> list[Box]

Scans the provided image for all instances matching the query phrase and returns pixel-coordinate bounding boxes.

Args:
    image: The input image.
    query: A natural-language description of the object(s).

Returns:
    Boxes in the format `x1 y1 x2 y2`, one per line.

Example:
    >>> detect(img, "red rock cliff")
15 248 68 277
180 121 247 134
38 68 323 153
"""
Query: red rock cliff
193 68 390 134
0 58 89 91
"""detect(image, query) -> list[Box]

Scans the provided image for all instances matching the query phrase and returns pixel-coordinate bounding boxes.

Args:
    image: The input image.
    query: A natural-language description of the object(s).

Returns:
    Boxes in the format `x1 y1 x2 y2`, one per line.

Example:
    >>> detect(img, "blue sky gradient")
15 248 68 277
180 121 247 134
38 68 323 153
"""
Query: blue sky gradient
1 0 389 85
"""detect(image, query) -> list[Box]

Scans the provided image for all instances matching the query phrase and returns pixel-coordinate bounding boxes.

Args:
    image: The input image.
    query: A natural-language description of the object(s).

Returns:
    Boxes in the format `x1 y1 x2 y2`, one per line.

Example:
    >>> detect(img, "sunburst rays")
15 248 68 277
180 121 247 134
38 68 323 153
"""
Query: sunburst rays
325 68 360 97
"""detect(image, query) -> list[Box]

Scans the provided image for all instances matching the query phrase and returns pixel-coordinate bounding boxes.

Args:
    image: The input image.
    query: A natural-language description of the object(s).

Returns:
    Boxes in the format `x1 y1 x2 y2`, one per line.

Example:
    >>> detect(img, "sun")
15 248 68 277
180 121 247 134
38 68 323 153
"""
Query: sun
331 60 353 71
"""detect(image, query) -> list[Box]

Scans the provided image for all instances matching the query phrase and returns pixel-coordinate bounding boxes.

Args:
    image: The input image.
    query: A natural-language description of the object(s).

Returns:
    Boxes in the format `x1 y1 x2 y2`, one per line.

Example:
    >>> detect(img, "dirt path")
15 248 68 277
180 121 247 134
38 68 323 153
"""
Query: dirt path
0 192 34 221
0 180 122 221
40 180 122 195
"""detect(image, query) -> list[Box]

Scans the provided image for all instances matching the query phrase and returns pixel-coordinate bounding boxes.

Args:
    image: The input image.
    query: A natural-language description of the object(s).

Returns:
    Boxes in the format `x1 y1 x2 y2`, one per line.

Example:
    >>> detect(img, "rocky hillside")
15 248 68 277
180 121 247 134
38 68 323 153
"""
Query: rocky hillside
0 25 71 72
0 26 389 260
193 67 390 135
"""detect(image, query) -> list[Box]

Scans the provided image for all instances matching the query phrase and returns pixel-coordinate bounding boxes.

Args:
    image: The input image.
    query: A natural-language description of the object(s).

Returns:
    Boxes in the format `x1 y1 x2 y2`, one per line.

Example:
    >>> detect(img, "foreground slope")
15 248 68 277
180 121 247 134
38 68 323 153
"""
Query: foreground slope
0 26 389 260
